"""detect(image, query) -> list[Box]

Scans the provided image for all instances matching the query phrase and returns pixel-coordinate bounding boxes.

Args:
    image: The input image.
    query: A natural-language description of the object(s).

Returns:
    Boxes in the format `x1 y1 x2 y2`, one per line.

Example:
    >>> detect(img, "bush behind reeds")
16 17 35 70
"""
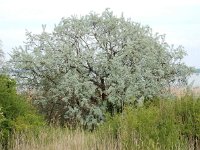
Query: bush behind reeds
98 95 200 149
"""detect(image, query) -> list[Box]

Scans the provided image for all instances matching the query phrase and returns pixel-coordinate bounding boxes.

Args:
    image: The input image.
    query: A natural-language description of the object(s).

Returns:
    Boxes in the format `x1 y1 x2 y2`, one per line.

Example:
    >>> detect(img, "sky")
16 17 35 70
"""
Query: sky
0 0 200 67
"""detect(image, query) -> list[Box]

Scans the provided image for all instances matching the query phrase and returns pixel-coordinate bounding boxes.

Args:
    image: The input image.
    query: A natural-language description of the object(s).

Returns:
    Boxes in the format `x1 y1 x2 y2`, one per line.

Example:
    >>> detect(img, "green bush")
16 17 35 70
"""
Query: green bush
98 96 200 149
0 75 45 149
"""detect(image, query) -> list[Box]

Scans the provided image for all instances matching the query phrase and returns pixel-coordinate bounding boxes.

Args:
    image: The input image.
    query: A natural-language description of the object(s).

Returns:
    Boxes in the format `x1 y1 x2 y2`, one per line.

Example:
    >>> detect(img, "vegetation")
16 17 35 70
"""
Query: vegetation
8 9 192 128
0 9 199 150
195 68 200 73
7 96 200 150
98 95 200 149
0 75 45 149
0 40 4 69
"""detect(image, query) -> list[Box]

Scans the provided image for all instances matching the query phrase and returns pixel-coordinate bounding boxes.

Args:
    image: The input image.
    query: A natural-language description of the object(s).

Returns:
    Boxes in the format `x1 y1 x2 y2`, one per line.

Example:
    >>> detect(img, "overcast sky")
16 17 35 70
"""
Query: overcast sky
0 0 200 67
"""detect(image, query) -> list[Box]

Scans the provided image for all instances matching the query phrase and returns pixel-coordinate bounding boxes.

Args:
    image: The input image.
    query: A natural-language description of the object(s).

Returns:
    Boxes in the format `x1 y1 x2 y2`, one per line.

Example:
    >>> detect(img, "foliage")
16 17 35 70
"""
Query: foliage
0 40 4 70
0 75 45 149
98 96 200 149
195 68 200 73
8 9 193 128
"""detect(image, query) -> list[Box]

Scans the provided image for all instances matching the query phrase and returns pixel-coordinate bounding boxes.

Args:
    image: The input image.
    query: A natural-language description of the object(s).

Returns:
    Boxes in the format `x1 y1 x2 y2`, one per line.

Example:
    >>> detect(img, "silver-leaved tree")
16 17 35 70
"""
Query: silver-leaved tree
0 40 5 72
9 9 192 128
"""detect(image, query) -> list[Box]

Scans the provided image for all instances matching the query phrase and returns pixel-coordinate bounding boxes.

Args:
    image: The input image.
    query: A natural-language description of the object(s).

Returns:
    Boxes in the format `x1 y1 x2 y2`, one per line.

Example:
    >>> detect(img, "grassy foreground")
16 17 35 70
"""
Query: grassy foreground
5 95 200 150
10 128 121 150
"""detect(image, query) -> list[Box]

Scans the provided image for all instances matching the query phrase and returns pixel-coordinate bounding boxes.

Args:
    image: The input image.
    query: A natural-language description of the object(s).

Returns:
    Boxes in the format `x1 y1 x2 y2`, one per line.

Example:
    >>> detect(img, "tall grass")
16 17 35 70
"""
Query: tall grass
9 128 121 150
98 95 200 150
7 96 200 150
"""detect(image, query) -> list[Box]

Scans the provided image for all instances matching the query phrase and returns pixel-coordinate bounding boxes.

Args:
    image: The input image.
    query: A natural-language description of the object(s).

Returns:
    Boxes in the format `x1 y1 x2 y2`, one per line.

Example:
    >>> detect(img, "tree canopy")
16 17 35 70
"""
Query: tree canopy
0 40 4 68
9 9 192 128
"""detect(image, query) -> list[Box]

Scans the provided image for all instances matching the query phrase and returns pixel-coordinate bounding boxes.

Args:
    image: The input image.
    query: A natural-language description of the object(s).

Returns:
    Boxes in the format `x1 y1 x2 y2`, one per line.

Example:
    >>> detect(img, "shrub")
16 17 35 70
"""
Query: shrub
0 75 45 149
98 96 200 149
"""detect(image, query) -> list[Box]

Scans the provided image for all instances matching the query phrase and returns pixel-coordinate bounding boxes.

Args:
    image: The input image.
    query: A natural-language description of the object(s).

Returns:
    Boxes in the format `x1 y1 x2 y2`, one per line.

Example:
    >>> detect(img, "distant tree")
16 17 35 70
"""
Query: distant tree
0 40 4 68
195 68 200 73
9 9 193 128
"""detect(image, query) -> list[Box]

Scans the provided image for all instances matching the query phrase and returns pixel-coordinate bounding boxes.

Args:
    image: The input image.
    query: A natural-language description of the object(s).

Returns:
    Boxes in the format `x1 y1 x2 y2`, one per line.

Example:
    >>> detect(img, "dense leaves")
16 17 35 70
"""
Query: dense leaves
0 75 44 149
9 9 192 128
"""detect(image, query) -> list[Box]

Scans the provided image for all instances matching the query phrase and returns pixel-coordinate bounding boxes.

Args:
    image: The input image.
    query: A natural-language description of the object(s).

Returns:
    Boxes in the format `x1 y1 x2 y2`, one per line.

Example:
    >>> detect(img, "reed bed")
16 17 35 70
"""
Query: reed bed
6 92 200 150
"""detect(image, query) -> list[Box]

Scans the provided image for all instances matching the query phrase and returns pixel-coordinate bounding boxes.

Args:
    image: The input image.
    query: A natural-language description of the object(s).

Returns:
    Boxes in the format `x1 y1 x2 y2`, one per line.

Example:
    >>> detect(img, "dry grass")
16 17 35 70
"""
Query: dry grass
170 87 200 98
10 128 122 150
10 127 193 150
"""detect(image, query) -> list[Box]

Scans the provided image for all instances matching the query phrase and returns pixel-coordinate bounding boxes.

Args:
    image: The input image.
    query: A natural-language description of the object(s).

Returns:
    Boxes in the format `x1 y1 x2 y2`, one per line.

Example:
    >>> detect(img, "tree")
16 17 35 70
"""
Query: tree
9 9 193 128
0 40 4 69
